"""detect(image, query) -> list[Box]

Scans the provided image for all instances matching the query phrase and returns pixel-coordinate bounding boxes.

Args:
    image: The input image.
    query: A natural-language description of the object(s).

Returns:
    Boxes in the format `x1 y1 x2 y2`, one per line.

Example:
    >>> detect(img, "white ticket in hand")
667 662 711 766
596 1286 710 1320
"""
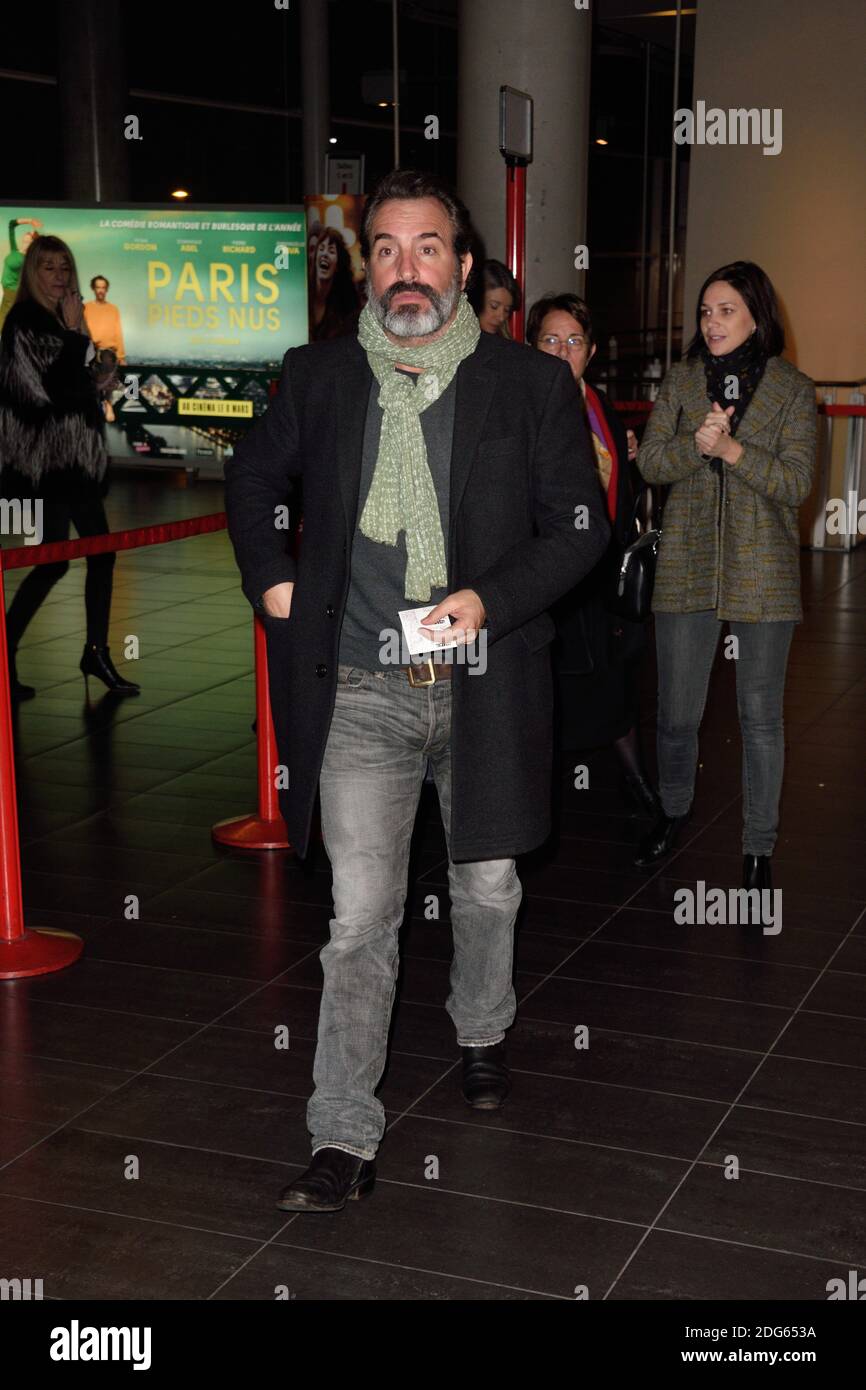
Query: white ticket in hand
398 605 460 655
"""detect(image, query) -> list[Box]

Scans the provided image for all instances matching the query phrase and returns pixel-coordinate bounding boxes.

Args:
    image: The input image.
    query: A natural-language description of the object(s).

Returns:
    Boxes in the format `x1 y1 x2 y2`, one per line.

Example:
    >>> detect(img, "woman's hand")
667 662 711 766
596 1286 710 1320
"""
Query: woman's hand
711 431 743 464
695 405 739 464
695 403 737 458
695 422 726 455
59 289 84 331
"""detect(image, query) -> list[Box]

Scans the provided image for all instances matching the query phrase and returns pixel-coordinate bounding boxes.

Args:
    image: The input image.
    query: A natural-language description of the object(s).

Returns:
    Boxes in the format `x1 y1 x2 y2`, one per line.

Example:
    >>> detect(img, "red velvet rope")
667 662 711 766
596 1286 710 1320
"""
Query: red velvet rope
3 398 862 573
1 512 227 572
609 402 865 417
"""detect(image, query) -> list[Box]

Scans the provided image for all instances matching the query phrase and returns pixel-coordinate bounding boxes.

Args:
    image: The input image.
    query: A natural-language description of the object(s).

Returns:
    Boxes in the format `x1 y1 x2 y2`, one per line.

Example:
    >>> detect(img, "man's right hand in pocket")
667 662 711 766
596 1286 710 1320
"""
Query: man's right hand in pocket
262 581 294 618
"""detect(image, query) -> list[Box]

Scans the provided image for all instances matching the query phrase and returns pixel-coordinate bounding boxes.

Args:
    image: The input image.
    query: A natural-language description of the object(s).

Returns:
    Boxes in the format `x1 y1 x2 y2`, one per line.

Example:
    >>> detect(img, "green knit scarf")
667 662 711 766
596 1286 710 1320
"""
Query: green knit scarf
357 291 480 601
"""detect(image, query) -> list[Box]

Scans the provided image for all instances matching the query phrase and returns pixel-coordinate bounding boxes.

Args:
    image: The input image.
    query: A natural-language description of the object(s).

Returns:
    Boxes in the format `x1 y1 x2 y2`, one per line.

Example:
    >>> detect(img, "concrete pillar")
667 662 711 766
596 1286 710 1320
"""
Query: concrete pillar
300 0 330 194
57 0 129 202
457 0 592 314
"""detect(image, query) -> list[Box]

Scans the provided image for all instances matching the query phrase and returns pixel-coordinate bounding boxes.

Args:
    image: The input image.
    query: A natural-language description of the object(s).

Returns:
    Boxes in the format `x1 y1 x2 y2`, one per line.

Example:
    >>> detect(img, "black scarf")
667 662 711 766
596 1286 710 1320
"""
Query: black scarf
700 331 769 436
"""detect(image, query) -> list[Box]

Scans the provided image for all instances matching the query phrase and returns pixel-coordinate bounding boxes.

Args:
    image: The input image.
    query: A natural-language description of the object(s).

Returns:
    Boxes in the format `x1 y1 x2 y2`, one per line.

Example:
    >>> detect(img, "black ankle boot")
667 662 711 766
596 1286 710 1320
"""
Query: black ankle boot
461 1041 511 1109
276 1146 376 1213
5 645 35 701
624 772 663 820
80 643 141 695
634 812 690 868
743 854 772 892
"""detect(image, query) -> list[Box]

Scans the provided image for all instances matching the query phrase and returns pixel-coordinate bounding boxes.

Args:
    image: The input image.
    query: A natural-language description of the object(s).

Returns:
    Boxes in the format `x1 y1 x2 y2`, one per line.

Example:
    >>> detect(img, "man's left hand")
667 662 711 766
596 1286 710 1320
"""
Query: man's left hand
420 588 486 644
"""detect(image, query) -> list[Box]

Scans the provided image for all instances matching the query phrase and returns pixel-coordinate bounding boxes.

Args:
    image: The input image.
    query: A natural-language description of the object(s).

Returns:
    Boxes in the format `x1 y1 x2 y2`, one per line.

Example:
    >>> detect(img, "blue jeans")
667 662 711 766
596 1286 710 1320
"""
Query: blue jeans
654 611 795 856
308 664 521 1161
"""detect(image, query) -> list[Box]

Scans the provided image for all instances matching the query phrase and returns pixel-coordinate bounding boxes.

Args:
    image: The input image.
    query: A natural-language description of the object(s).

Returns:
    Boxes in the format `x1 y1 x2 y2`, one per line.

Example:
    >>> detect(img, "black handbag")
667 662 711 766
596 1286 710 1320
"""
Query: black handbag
607 487 661 622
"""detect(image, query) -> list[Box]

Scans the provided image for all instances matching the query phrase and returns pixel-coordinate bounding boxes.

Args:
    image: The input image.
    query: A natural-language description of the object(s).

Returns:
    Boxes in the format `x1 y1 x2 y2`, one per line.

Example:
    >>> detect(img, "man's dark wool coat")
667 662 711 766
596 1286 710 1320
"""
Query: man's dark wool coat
224 329 609 861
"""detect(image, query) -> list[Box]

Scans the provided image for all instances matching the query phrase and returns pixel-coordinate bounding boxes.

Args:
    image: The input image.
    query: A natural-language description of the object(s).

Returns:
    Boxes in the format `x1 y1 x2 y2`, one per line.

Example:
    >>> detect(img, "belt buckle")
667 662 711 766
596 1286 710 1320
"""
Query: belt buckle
407 657 436 687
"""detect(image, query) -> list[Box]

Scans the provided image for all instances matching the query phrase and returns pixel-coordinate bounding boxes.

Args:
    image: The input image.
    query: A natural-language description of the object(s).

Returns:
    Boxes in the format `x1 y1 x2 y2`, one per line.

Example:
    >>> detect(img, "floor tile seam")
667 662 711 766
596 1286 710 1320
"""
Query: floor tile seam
12 1053 862 1132
2 1036 460 1070
0 1139 702 1234
647 1222 866 1270
33 944 323 989
31 914 327 949
211 1237 571 1301
546 933 854 970
0 958 330 1180
0 1190 272 1246
505 791 745 1020
383 1108 866 1179
600 903 866 1299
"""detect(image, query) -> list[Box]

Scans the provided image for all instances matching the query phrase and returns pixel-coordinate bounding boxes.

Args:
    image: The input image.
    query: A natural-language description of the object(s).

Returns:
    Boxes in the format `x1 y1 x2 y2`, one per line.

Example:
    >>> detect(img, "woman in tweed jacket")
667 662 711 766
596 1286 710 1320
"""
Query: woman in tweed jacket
635 261 817 892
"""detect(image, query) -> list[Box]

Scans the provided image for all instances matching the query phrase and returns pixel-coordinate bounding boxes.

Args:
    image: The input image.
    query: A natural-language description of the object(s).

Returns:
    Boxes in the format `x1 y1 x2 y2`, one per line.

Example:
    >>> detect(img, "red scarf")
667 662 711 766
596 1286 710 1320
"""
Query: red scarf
583 382 619 524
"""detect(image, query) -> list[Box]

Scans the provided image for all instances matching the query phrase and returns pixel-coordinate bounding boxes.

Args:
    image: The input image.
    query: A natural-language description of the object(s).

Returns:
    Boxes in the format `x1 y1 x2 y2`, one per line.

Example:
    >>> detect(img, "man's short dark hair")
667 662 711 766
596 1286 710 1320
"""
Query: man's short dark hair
360 169 473 262
90 275 109 290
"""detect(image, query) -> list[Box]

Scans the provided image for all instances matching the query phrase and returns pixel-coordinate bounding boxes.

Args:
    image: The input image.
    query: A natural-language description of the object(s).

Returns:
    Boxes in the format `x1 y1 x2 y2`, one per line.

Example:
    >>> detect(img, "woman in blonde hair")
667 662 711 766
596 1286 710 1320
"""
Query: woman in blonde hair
0 235 138 698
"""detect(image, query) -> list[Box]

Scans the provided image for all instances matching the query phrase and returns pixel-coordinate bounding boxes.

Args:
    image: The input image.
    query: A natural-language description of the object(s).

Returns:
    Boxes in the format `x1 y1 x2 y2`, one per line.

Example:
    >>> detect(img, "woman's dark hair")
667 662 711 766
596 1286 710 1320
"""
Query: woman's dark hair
467 258 521 316
686 260 785 358
309 227 359 341
526 293 593 349
360 169 473 261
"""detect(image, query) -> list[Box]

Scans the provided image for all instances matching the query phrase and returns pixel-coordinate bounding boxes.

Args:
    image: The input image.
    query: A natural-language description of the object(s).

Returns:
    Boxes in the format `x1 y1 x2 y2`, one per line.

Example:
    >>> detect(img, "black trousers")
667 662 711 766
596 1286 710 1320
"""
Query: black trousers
4 470 115 650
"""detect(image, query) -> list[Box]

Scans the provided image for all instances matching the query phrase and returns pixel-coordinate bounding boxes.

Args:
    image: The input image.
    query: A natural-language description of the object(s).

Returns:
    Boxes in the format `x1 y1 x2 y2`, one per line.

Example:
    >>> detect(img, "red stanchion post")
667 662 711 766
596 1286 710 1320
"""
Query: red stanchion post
211 613 291 851
506 161 527 344
0 562 83 978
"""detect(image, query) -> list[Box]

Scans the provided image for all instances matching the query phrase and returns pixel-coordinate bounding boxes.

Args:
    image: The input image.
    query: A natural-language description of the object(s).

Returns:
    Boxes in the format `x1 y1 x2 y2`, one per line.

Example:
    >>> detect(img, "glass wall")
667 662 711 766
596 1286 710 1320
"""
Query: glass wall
585 20 694 399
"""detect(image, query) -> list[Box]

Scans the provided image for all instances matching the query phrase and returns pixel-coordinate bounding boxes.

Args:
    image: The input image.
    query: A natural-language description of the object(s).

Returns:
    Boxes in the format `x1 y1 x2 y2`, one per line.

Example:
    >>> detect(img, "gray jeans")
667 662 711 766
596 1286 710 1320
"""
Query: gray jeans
309 664 521 1161
654 610 795 856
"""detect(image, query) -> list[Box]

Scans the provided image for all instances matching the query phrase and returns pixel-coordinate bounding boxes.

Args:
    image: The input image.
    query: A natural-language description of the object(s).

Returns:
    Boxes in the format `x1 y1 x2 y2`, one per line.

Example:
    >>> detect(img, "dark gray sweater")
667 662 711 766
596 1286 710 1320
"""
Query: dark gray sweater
338 370 457 670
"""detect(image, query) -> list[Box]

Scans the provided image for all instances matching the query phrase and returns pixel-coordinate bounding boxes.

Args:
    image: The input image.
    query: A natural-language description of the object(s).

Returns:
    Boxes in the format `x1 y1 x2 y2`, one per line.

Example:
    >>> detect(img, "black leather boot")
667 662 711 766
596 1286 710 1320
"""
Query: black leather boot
5 645 35 701
276 1146 376 1212
634 812 690 868
461 1041 511 1109
624 772 663 819
743 854 772 892
80 643 141 695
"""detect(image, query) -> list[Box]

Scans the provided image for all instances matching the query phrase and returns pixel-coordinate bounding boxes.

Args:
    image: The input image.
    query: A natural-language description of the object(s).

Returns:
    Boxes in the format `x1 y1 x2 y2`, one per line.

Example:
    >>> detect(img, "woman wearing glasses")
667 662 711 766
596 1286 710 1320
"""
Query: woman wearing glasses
526 293 659 817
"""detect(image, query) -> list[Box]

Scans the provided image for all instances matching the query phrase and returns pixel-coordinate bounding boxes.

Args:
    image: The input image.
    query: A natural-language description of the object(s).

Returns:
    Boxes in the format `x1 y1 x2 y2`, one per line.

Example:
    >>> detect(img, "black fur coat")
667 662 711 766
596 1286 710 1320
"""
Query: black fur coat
0 299 107 487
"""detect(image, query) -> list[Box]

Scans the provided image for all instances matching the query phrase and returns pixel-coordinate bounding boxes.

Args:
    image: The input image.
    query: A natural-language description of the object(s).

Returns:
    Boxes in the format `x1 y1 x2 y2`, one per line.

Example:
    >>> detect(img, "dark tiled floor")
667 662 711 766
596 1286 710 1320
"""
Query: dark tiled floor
1 479 865 1301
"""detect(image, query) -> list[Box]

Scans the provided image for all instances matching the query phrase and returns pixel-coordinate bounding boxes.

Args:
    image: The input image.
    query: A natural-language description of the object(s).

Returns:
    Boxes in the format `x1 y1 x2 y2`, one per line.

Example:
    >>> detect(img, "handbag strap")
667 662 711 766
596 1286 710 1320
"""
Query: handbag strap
625 484 663 540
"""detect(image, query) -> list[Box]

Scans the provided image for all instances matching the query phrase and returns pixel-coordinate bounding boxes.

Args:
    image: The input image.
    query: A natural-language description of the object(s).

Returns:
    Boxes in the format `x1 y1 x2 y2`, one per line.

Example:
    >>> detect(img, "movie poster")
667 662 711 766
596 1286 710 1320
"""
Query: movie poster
1 204 307 362
303 194 366 343
0 204 308 469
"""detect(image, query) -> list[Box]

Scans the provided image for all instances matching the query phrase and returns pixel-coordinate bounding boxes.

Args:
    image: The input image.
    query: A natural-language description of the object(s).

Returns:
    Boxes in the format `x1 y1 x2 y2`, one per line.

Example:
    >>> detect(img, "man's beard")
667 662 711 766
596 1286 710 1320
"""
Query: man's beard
366 264 463 338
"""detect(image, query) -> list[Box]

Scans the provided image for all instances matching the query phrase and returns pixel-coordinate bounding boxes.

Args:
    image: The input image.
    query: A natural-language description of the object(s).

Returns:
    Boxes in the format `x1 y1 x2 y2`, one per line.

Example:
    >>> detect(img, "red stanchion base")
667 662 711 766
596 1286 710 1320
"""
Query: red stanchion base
211 813 292 851
0 927 84 979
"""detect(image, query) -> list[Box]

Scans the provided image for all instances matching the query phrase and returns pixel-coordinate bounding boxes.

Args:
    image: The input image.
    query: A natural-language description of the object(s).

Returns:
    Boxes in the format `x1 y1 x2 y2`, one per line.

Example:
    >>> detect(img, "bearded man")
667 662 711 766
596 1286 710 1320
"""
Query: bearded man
224 170 608 1213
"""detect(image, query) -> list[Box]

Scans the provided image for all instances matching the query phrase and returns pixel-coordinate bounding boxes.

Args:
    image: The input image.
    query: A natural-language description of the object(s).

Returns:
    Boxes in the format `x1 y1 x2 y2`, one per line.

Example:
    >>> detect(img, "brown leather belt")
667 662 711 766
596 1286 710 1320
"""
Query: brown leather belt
403 657 454 686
